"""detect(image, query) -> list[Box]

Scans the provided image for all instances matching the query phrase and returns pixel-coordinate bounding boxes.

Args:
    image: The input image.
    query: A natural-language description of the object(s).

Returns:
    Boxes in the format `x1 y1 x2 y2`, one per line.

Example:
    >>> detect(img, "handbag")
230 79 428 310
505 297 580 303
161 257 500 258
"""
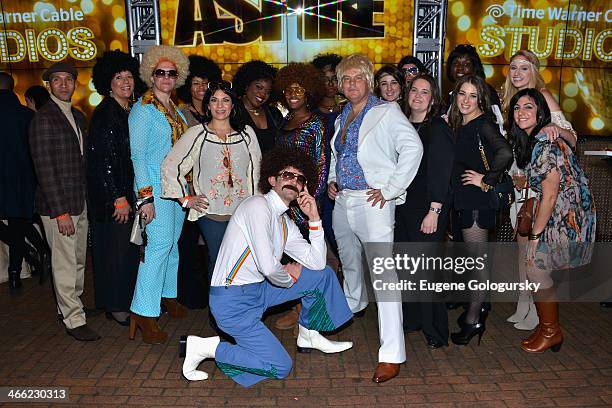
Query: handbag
477 133 514 209
516 197 538 236
130 196 153 246
130 212 146 246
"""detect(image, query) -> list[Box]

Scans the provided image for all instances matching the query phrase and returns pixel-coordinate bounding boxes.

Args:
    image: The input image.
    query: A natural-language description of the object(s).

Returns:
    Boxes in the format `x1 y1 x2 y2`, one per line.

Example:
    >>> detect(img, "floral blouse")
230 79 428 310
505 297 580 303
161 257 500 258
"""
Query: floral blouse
528 134 596 269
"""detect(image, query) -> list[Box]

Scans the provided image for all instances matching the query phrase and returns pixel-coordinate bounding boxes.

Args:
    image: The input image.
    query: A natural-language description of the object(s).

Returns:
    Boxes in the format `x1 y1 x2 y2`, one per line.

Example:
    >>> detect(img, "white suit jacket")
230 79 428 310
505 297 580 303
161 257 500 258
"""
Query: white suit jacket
328 100 423 205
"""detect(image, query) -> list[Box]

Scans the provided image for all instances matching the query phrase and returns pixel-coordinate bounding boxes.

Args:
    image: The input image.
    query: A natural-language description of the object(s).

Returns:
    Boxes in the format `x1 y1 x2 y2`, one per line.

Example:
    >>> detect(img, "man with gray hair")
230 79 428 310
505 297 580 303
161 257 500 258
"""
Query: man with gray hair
29 61 99 341
327 54 423 383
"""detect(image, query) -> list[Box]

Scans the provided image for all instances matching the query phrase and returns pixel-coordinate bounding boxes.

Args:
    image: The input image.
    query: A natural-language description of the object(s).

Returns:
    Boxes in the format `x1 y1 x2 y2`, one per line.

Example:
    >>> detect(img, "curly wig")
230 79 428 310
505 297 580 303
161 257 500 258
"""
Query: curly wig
232 60 277 98
177 55 222 103
139 45 189 88
92 50 141 96
258 146 317 195
336 54 374 92
274 63 325 109
311 53 342 72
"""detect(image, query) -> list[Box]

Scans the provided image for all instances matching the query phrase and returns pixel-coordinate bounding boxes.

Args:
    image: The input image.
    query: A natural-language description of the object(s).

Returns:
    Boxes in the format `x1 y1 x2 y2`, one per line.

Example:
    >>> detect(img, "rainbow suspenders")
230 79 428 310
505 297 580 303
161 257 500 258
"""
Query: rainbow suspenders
225 215 288 287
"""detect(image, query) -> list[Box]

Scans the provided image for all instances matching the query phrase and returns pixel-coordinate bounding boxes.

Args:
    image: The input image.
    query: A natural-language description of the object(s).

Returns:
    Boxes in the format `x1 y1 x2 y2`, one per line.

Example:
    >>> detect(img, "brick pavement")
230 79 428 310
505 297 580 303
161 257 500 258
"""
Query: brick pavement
1 269 611 407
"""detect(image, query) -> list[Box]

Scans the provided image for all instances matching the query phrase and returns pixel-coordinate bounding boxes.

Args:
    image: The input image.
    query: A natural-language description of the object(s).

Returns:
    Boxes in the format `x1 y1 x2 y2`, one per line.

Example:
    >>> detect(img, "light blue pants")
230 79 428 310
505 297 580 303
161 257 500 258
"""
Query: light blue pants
130 195 185 317
210 266 352 387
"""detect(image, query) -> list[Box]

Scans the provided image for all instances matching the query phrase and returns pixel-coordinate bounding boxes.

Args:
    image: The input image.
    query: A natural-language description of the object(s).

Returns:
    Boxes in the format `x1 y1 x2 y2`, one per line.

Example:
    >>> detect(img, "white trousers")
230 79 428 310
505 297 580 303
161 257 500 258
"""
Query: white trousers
333 190 406 363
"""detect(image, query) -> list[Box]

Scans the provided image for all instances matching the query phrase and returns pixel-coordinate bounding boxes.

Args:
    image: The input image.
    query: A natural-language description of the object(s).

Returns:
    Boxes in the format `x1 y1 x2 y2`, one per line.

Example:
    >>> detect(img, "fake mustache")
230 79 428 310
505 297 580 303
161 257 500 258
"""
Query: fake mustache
282 185 300 193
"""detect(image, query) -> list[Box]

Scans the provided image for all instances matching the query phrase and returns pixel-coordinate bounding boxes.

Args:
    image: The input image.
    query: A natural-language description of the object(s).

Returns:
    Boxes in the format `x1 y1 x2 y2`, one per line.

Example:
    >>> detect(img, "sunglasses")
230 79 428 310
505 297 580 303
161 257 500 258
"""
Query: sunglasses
402 67 419 75
278 171 307 185
283 86 306 97
208 80 233 90
153 69 179 78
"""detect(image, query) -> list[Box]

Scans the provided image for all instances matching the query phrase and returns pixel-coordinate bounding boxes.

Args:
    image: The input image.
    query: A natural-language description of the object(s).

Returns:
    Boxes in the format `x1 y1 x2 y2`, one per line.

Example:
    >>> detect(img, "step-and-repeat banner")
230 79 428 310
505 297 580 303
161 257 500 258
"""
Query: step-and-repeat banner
1 0 609 136
446 0 611 136
0 0 128 116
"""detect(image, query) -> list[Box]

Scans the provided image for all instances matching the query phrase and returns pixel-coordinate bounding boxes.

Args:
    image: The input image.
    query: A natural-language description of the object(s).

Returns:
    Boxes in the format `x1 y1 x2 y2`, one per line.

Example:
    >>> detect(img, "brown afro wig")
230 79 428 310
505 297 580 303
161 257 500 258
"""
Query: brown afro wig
274 63 325 109
258 146 317 195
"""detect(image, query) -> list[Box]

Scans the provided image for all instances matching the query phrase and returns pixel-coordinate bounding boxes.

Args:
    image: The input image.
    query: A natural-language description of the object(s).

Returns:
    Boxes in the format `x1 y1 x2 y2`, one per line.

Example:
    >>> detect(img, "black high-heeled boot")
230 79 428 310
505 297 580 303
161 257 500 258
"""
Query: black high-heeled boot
456 303 491 327
451 309 488 346
8 269 22 291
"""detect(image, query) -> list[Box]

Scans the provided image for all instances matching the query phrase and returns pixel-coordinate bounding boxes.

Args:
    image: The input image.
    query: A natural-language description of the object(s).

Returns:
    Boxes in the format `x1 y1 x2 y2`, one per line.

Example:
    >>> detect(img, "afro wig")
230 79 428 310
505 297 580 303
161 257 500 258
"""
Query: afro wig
311 53 342 72
177 55 223 103
274 63 325 109
139 45 189 88
258 146 317 195
92 50 144 96
232 60 277 98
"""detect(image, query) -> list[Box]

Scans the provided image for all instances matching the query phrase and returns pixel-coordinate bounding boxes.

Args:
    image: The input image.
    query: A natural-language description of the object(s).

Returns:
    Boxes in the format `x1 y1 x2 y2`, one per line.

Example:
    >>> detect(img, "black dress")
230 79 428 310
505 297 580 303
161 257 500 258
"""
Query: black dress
86 97 139 312
395 117 454 344
451 114 512 230
235 102 283 154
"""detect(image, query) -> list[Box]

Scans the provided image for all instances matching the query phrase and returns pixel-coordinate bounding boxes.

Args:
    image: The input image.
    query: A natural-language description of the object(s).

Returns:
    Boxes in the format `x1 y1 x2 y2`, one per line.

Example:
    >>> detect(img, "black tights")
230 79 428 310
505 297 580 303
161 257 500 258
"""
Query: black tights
461 222 489 325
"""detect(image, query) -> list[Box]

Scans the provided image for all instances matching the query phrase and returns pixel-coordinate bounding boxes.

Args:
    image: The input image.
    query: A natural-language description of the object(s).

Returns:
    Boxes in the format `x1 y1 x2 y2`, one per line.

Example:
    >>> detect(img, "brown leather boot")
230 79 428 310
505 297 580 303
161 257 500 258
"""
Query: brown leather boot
129 313 168 344
161 298 188 318
521 301 563 353
521 325 541 346
275 304 301 330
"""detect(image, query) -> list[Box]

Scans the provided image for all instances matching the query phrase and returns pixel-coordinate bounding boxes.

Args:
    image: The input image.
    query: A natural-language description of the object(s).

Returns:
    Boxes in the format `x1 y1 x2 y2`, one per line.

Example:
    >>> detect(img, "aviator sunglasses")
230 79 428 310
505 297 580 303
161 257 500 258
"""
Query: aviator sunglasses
153 69 179 78
278 171 307 185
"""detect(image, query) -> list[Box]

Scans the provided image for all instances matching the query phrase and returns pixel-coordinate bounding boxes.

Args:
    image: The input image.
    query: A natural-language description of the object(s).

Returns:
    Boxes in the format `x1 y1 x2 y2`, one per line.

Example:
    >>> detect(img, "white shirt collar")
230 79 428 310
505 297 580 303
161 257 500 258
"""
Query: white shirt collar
265 190 289 217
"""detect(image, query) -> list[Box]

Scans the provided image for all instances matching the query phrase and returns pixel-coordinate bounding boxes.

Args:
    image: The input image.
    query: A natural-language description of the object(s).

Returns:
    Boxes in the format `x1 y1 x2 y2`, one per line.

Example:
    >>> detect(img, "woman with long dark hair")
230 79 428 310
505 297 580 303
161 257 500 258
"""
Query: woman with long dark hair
161 81 261 287
508 88 595 353
396 73 454 348
449 75 513 345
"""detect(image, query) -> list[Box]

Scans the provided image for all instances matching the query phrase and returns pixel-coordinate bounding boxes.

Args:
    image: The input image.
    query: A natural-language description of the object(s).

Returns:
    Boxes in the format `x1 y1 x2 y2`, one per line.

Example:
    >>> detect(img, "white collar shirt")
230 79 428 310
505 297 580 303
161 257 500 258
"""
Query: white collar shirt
211 190 326 287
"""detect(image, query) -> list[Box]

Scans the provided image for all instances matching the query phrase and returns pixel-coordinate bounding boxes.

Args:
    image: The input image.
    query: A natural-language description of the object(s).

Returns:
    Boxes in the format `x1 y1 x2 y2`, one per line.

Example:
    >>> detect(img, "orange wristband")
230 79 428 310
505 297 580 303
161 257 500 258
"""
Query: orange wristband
56 213 70 220
308 225 321 231
114 199 128 209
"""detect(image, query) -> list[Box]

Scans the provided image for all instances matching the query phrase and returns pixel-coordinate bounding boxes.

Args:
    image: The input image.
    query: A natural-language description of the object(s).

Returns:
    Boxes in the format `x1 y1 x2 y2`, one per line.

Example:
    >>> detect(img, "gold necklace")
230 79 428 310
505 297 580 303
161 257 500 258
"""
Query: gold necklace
246 107 262 116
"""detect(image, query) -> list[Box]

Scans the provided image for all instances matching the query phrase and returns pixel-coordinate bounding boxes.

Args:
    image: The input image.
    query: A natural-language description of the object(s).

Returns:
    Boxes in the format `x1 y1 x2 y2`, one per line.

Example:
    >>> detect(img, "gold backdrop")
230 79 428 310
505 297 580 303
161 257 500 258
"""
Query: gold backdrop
445 0 611 136
0 0 129 116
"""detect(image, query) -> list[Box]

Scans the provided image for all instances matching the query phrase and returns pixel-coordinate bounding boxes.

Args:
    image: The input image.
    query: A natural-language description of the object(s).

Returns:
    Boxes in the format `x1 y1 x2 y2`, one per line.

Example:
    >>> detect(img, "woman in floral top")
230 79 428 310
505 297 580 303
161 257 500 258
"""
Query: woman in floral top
161 81 262 287
508 88 595 354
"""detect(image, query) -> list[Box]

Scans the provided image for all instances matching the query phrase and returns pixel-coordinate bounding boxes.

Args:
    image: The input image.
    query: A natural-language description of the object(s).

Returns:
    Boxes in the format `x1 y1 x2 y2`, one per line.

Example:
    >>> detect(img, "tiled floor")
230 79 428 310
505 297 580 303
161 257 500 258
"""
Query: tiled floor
1 269 611 407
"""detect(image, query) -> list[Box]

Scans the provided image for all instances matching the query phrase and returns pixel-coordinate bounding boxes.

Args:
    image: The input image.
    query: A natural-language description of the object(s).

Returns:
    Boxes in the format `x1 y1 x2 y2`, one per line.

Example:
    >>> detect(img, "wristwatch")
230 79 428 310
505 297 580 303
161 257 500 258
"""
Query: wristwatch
429 207 442 214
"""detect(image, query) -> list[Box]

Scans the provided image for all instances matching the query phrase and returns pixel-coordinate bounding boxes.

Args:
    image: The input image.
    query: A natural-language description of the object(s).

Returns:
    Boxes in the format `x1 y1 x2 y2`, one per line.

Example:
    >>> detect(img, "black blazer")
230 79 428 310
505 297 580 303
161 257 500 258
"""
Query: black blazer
0 91 35 218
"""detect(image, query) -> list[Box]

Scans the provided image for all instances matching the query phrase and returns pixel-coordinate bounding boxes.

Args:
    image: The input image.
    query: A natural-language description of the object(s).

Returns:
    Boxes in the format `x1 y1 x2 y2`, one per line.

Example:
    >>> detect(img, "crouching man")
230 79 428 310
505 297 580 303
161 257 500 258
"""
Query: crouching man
180 146 353 387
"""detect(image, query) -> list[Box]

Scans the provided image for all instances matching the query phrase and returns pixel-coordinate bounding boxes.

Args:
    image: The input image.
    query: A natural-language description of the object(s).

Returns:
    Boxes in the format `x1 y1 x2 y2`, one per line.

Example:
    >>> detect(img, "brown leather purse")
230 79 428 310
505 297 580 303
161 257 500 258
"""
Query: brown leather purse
516 197 538 236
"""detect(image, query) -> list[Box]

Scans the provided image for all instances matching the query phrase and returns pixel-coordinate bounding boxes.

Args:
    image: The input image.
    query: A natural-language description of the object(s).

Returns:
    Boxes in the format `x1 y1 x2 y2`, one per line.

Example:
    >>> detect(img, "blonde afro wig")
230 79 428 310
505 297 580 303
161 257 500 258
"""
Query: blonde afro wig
139 45 189 88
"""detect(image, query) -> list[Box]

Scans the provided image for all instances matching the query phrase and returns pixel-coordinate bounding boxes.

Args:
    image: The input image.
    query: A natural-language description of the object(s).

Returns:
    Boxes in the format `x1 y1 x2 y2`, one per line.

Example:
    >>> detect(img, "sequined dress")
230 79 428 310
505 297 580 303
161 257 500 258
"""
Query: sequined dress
277 111 327 227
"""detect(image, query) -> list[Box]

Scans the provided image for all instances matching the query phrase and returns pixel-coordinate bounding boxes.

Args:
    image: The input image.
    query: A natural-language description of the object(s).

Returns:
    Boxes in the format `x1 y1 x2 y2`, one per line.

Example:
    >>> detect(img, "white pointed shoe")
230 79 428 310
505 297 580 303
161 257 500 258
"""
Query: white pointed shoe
179 335 220 381
296 325 353 354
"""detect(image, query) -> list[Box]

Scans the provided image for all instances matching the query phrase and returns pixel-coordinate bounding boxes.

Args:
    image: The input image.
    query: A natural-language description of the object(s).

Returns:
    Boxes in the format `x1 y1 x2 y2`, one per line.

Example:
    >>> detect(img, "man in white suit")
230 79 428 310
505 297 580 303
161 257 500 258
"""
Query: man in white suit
327 54 423 383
